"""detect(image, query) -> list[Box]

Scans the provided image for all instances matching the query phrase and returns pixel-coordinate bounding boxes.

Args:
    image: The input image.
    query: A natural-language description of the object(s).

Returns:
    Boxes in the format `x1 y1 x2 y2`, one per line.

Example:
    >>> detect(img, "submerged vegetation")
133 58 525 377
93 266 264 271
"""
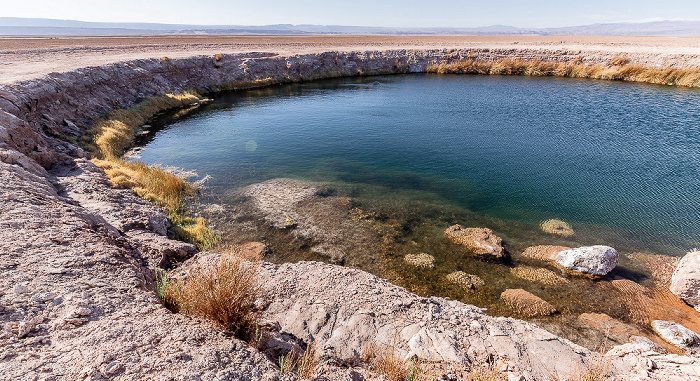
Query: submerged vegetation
427 57 700 88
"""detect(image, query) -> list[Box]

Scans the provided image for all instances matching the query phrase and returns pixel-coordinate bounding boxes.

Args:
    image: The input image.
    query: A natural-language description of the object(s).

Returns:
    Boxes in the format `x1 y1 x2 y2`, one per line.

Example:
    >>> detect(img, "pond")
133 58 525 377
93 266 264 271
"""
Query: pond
131 74 700 351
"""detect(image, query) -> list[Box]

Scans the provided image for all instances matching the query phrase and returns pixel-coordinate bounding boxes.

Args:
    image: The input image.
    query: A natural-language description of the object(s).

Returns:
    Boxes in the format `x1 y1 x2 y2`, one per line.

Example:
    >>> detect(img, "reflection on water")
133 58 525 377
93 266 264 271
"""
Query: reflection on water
132 74 700 351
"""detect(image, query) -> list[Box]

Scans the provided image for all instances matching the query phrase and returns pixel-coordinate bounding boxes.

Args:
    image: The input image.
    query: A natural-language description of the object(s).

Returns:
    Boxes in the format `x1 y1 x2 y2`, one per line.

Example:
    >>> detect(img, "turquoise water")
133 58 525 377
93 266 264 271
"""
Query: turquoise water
134 74 700 256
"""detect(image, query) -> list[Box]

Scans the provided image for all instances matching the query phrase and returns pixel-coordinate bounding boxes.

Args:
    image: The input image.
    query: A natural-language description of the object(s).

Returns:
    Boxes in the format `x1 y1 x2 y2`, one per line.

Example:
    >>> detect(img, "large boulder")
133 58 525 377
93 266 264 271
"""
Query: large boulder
444 225 505 259
670 250 700 311
555 245 618 277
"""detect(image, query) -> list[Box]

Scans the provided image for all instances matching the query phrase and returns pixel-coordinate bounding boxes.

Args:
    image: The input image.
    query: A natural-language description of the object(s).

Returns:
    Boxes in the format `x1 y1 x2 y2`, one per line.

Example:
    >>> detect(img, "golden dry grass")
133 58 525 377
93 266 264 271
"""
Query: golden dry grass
86 91 221 249
92 158 219 250
427 58 700 88
89 92 202 160
163 254 262 339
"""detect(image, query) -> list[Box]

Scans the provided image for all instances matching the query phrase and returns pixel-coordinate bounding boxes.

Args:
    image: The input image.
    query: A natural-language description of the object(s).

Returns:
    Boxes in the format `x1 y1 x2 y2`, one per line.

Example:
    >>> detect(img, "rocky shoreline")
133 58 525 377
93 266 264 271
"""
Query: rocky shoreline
1 46 700 380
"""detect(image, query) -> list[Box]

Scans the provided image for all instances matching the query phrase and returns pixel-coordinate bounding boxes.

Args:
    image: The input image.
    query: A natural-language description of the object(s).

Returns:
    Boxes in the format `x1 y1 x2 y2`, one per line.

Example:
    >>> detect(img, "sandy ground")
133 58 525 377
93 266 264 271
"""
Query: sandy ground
2 35 700 84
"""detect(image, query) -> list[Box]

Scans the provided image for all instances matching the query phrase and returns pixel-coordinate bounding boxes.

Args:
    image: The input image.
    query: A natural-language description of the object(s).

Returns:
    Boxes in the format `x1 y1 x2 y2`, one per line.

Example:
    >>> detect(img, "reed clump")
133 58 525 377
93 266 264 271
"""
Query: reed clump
158 254 262 339
427 58 700 88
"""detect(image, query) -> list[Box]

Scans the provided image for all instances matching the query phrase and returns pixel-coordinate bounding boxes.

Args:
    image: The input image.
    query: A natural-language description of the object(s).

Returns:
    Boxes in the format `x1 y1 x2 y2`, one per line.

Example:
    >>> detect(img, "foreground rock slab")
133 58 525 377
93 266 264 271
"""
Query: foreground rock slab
444 225 505 259
670 250 700 312
555 245 619 277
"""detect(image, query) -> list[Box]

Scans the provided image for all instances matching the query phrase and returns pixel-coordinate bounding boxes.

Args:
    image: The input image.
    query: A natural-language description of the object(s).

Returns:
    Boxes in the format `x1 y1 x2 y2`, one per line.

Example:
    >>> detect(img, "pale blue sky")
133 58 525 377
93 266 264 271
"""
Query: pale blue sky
2 0 700 28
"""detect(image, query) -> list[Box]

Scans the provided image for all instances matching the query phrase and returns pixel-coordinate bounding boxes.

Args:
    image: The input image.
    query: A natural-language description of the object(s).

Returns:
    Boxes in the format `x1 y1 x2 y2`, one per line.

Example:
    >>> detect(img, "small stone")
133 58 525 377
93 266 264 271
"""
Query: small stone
540 219 575 237
500 289 556 317
446 271 484 290
31 292 56 303
103 361 123 376
73 307 92 317
404 253 436 269
13 285 30 294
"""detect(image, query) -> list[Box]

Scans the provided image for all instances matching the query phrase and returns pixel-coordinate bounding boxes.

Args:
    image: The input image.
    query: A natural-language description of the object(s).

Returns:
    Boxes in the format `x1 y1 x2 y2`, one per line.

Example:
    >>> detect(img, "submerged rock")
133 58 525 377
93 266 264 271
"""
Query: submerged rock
521 245 570 262
510 266 569 286
540 219 575 237
652 320 700 355
500 288 556 317
555 245 619 277
444 225 505 259
236 241 271 259
404 253 436 269
445 271 484 290
670 250 700 311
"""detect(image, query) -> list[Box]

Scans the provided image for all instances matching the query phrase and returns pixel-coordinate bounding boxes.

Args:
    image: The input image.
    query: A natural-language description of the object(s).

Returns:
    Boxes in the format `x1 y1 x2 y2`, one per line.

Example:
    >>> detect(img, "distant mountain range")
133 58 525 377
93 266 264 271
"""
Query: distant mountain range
1 17 700 36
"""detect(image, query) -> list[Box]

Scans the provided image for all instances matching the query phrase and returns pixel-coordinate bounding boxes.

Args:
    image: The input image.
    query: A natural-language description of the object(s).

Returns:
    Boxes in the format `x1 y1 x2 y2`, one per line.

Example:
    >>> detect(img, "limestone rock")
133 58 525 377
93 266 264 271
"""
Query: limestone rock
652 320 700 355
444 225 505 259
445 271 484 290
404 253 436 269
555 245 618 277
500 289 556 317
126 229 197 269
521 245 570 262
670 250 700 311
540 219 575 237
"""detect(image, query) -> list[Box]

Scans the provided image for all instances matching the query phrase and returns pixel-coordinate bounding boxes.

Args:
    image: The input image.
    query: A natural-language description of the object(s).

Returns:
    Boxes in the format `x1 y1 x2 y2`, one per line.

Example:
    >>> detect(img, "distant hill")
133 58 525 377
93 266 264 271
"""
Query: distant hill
1 17 699 36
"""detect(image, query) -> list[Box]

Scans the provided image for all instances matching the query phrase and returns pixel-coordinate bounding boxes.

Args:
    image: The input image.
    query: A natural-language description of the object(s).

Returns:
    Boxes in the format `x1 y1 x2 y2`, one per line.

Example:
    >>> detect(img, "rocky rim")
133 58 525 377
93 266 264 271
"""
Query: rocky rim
1 39 700 380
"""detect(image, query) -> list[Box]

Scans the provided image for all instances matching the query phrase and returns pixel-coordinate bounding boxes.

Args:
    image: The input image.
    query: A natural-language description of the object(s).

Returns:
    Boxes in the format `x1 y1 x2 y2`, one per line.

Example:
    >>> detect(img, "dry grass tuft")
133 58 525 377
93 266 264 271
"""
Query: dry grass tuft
465 362 502 381
363 343 433 381
427 58 700 88
165 254 262 339
92 158 219 250
277 341 320 379
547 354 611 381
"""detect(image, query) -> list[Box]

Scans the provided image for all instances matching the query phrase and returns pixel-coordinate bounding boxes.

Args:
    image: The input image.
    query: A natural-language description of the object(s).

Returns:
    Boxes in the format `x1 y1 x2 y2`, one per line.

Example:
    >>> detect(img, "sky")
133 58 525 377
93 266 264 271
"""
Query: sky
1 0 700 28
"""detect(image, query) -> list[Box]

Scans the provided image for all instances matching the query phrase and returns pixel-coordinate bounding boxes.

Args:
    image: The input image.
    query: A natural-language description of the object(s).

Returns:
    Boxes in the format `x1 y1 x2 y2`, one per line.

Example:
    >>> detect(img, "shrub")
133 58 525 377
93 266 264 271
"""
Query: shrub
169 254 262 339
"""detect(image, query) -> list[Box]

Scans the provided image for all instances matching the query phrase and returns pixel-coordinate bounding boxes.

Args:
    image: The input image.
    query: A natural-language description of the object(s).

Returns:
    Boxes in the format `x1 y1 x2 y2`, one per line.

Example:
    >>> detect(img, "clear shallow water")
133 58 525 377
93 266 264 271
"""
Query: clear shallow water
134 74 700 256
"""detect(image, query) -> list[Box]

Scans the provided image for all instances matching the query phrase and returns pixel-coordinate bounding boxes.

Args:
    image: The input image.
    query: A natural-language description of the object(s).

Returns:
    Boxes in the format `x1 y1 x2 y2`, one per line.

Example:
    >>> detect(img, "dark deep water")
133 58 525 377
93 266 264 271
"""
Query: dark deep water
133 74 700 257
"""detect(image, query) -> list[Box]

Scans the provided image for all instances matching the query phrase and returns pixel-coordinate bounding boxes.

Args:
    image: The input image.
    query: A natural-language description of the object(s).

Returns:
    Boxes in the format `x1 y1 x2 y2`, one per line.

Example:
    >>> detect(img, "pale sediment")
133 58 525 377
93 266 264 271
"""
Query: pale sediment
2 43 700 379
